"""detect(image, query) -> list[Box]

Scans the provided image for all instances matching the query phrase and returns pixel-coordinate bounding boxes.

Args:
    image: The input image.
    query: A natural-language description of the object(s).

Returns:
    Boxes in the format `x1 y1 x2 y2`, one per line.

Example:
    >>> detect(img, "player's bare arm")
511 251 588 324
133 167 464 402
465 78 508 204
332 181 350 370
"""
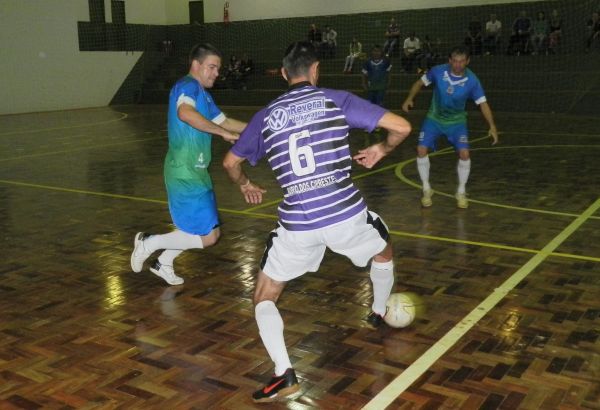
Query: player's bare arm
178 103 240 142
402 78 425 112
220 117 247 134
222 151 267 205
353 112 411 169
479 101 499 145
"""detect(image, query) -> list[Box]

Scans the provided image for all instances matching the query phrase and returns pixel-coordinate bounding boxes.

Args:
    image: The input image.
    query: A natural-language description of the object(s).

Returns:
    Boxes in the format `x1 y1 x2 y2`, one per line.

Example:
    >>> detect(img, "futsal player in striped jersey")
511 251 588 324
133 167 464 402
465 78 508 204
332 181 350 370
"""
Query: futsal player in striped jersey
402 46 499 209
223 41 411 402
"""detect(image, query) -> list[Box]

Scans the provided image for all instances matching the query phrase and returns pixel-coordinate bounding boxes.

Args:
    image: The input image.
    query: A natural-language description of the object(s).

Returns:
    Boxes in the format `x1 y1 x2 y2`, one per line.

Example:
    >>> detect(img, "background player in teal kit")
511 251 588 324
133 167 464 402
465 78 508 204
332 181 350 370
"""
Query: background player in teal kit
130 43 247 285
362 45 392 107
402 46 498 209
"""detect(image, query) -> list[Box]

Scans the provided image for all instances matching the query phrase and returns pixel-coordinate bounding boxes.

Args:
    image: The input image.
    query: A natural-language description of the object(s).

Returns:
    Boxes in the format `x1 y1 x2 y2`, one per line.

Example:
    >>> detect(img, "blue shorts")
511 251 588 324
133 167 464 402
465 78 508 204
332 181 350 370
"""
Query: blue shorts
418 118 469 151
166 179 219 235
367 90 386 106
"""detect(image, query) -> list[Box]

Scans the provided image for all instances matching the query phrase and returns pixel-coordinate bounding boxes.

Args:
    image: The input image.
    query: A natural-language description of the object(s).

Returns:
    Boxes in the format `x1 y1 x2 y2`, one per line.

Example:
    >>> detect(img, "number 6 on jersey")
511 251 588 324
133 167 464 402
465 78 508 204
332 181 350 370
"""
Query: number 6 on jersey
289 130 316 176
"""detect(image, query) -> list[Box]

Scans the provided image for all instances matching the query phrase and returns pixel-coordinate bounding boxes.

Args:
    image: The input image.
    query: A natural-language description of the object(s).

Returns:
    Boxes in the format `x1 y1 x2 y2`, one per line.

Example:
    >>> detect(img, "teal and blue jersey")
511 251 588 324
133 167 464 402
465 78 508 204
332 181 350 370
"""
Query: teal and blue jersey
165 75 226 235
422 64 486 125
362 58 392 91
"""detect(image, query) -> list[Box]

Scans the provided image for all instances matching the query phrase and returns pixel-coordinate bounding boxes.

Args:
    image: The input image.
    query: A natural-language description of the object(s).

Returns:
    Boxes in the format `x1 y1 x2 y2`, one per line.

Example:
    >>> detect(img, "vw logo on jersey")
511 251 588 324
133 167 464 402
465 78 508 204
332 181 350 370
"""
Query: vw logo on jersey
268 107 290 131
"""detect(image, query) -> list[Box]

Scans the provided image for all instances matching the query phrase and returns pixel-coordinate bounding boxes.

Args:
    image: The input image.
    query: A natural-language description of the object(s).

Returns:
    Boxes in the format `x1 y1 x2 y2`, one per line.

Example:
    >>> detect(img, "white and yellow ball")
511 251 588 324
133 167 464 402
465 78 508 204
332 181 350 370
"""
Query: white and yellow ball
384 292 417 328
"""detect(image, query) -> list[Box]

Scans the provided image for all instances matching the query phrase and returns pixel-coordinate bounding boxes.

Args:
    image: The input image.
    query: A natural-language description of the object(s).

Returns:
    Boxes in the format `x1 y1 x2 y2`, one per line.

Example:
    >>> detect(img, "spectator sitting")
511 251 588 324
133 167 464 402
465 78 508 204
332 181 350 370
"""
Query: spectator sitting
162 39 173 55
322 25 338 58
465 16 483 55
531 11 549 55
402 32 422 72
308 23 323 55
548 9 563 53
417 35 439 74
343 37 363 73
383 18 401 57
484 13 502 55
224 55 242 88
239 54 254 90
508 10 532 55
586 11 600 52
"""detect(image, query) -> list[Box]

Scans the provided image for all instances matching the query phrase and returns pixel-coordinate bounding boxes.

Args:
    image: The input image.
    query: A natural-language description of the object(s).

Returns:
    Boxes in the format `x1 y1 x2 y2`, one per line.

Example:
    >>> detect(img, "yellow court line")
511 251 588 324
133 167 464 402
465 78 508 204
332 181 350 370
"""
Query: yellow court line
0 111 129 137
0 179 276 220
0 135 164 162
364 197 600 410
389 230 600 263
1 178 598 263
395 144 600 220
242 198 280 212
469 129 600 138
241 135 490 213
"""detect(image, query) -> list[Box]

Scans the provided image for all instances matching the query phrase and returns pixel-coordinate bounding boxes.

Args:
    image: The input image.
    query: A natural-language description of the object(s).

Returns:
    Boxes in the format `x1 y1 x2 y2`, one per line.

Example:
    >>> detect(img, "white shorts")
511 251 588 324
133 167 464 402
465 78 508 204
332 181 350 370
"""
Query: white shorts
260 210 389 282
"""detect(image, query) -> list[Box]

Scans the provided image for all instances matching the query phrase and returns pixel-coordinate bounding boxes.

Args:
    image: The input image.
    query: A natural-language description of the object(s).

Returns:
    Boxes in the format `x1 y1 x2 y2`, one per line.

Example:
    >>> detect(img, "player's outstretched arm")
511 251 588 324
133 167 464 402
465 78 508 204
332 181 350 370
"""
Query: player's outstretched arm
178 104 239 143
353 112 411 169
479 102 499 145
220 117 247 134
402 79 424 112
223 151 266 205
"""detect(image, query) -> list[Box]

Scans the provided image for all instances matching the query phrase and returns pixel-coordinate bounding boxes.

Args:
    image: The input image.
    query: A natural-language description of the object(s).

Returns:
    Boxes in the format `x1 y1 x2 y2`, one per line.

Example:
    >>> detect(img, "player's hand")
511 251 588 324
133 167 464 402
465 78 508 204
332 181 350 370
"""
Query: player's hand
353 143 386 169
241 182 266 205
223 131 239 144
489 127 499 145
402 99 413 113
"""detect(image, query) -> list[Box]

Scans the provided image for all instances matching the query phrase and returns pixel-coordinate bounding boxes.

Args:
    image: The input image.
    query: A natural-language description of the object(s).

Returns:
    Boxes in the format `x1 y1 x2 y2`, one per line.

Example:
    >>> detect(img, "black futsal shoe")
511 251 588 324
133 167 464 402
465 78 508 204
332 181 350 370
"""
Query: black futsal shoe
366 311 385 328
252 368 299 403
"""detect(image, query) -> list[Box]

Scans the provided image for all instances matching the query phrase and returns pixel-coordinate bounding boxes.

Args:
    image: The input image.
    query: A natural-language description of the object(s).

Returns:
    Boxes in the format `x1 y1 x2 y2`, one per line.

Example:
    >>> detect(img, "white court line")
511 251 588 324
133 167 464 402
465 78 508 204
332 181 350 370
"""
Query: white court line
363 198 600 410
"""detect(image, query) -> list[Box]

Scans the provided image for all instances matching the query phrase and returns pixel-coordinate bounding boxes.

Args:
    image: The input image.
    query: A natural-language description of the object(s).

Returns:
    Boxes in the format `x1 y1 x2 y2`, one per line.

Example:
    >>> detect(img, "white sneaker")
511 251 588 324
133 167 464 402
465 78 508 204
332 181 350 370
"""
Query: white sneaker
421 189 433 207
131 232 152 273
150 261 184 285
456 192 468 209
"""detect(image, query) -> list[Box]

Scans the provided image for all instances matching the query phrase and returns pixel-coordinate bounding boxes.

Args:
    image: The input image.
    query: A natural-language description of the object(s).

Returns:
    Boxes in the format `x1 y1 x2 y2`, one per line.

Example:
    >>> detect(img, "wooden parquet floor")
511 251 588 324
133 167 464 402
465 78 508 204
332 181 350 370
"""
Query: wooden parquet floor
0 106 598 409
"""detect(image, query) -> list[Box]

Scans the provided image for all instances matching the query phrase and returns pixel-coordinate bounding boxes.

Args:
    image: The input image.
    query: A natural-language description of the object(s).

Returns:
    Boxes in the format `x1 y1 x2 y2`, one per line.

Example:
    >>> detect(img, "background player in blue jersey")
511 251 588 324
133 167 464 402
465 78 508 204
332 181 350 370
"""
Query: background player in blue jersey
223 42 411 402
130 43 247 285
402 46 499 209
362 45 392 107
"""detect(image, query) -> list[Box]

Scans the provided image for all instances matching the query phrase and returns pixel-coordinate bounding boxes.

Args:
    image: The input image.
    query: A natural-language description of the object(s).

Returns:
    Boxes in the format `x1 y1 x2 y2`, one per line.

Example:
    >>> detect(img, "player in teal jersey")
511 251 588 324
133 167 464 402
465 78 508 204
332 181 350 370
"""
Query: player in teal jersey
130 43 247 285
402 46 498 209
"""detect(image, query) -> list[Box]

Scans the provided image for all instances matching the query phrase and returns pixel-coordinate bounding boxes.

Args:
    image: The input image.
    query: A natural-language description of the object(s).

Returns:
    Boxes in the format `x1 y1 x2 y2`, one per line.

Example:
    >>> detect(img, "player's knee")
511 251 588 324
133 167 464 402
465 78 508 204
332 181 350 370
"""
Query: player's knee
253 271 285 305
417 146 429 157
458 149 470 160
253 287 280 306
373 242 393 262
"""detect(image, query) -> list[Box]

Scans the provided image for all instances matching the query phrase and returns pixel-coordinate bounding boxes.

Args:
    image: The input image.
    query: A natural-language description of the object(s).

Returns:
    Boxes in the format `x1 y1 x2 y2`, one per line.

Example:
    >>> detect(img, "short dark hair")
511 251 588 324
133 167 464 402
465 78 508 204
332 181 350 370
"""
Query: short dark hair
189 43 222 65
282 41 318 79
449 46 470 58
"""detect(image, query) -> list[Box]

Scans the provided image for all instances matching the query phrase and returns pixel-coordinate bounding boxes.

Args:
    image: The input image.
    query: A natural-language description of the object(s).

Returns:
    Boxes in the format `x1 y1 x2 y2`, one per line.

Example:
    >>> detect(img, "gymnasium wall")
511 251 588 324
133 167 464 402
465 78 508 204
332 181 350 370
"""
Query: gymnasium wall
123 0 190 25
0 0 142 115
202 0 553 23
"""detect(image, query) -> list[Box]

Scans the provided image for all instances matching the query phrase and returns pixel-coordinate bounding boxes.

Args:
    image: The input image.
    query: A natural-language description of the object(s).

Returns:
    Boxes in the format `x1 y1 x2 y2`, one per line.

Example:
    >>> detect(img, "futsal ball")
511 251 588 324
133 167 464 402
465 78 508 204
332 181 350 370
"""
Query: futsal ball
384 293 417 328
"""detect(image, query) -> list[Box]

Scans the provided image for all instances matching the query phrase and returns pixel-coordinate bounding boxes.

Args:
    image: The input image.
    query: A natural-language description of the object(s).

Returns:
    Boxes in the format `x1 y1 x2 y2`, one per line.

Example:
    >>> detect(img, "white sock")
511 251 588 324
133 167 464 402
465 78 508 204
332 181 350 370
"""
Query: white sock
144 229 204 253
370 260 394 316
255 301 292 376
158 249 184 266
457 159 471 194
417 156 431 191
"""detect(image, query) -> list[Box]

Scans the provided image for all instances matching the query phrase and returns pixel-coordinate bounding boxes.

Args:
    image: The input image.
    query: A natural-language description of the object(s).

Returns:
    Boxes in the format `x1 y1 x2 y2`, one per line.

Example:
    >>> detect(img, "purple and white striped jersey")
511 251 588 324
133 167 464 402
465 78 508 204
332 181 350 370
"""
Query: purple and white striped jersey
231 82 386 231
